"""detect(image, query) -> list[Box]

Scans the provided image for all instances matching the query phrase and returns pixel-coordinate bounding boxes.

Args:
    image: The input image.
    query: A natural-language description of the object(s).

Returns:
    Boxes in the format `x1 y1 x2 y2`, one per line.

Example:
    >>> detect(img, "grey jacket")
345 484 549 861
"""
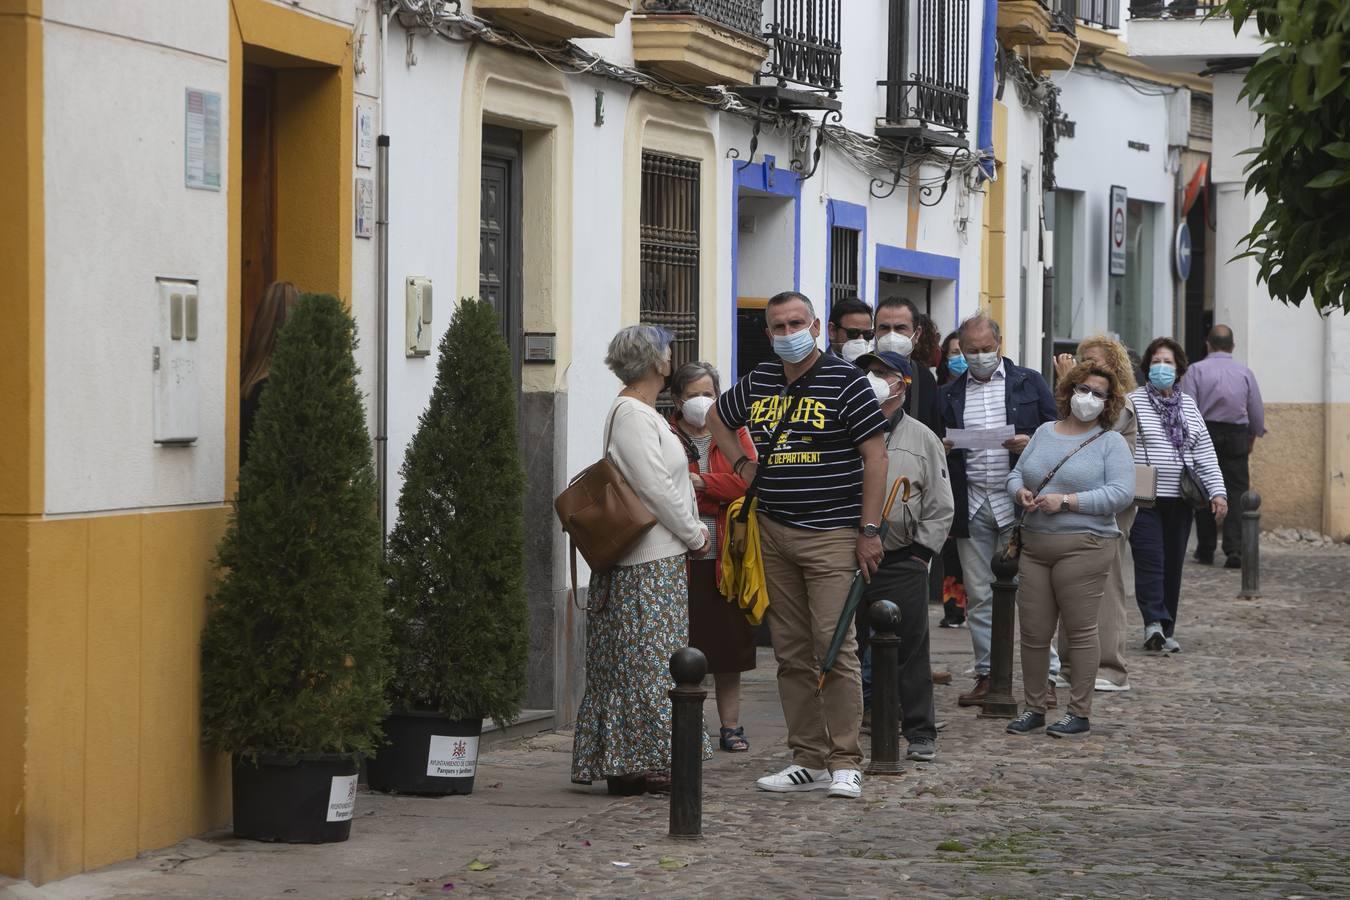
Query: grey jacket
881 410 955 558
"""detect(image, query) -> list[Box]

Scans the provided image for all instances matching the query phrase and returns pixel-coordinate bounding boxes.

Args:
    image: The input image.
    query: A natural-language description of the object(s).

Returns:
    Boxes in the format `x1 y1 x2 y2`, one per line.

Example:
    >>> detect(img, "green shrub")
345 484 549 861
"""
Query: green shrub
201 293 389 760
385 298 527 724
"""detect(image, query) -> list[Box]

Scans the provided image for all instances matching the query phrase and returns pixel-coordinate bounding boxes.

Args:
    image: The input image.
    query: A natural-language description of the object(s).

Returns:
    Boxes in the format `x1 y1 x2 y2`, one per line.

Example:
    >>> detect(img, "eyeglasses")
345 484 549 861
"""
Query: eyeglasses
840 327 875 340
1073 384 1109 401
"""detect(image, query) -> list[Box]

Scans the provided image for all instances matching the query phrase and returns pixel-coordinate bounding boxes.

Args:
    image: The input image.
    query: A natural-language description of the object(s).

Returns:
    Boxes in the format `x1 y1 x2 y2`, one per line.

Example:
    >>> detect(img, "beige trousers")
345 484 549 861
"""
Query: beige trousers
757 515 863 771
1058 507 1136 686
1017 530 1115 718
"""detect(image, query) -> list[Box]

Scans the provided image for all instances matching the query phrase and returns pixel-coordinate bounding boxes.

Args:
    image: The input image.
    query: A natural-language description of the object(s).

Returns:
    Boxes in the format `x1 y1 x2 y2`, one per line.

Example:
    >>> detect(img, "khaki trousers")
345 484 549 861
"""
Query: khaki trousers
1017 531 1115 718
758 515 863 770
1058 507 1136 687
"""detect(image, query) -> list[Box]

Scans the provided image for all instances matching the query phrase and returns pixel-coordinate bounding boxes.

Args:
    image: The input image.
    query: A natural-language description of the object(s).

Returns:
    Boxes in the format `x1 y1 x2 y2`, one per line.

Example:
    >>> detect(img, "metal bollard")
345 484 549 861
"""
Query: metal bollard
979 553 1020 719
864 600 903 776
668 647 707 840
1240 490 1262 598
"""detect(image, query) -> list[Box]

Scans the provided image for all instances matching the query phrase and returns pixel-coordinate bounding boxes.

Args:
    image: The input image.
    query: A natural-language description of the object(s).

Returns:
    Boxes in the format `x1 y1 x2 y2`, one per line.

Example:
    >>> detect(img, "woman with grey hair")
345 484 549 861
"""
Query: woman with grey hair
571 325 713 795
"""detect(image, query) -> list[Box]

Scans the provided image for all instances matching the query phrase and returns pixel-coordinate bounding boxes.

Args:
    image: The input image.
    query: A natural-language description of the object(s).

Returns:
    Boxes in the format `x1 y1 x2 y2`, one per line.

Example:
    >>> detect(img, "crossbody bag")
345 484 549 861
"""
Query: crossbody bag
1002 429 1109 562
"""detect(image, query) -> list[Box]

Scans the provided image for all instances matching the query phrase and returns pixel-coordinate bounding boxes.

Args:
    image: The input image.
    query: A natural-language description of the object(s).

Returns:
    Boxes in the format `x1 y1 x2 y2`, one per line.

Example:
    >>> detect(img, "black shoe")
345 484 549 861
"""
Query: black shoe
1224 555 1242 569
1046 713 1091 739
1193 551 1214 565
1006 711 1045 735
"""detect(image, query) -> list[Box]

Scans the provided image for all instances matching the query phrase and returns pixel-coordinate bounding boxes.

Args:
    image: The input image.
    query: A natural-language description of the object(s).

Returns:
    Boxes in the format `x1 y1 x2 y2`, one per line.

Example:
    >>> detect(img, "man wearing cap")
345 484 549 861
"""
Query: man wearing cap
857 350 954 762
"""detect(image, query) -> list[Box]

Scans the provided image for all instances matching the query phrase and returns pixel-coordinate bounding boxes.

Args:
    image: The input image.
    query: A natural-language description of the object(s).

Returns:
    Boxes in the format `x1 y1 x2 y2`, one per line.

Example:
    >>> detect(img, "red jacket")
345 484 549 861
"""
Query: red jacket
669 419 757 575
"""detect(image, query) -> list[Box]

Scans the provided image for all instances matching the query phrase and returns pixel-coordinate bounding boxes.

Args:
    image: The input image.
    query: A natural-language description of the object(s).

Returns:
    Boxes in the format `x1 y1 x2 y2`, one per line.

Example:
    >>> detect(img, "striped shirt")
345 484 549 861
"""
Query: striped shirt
717 355 886 530
962 361 1016 528
1131 387 1227 500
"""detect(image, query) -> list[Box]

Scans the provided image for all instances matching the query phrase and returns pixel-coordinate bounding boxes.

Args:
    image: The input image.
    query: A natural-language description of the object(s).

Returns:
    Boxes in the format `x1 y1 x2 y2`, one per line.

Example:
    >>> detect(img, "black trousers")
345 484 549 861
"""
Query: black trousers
858 555 937 742
1131 498 1193 637
1195 421 1250 560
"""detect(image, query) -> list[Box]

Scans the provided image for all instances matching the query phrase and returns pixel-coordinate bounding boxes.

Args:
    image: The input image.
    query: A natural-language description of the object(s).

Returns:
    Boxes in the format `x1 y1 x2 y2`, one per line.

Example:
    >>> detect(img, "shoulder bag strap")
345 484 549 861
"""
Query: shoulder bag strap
1032 429 1109 496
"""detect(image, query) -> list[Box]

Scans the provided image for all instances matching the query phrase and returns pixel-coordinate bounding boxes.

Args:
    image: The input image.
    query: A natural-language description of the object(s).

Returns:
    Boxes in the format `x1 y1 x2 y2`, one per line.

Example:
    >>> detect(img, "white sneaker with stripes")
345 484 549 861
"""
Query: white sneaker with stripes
827 768 863 799
755 764 830 793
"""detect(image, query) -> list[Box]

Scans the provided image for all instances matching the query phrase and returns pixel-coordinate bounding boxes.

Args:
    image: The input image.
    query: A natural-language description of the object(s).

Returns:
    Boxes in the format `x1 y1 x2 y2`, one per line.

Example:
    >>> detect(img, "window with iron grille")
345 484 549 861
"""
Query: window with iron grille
640 151 700 387
829 226 860 305
879 0 971 137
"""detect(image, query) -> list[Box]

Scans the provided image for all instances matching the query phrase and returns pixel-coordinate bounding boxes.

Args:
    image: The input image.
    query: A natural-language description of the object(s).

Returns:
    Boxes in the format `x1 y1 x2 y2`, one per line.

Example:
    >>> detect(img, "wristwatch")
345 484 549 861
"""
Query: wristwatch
861 523 881 538
1059 495 1071 512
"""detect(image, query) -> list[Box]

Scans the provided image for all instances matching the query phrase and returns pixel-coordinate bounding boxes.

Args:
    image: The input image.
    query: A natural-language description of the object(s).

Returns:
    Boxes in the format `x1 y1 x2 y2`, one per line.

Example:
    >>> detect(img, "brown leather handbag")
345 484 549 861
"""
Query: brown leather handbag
554 407 657 610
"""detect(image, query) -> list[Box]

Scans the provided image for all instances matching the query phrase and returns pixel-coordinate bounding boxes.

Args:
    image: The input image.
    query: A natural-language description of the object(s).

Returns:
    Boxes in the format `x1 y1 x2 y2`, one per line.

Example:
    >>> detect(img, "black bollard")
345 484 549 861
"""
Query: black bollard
979 553 1020 719
865 600 903 775
1240 490 1262 598
668 647 707 840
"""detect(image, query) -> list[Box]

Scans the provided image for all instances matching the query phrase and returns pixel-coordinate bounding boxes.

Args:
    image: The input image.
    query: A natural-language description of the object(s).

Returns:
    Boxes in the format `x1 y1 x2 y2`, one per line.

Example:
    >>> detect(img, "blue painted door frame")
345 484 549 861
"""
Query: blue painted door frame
730 155 801 375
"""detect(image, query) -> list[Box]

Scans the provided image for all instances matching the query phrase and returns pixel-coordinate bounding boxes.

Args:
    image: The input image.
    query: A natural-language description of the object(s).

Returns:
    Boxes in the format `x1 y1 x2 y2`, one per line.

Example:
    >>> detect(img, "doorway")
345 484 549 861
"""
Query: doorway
240 65 277 363
480 125 524 387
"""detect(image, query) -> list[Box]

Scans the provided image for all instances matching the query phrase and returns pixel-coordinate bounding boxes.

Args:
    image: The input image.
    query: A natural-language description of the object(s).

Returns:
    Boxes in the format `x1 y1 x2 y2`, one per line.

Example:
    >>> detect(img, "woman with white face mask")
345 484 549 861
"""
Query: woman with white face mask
669 362 759 753
1004 363 1134 740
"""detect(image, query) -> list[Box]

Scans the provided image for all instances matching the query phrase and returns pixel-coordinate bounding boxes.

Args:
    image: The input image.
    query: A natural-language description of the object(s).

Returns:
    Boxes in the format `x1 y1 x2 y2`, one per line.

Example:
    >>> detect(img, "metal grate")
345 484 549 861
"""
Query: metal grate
1128 0 1223 17
1190 92 1213 142
761 0 842 94
1049 0 1078 34
641 151 701 388
641 0 762 37
829 226 860 305
880 0 971 136
1075 0 1120 28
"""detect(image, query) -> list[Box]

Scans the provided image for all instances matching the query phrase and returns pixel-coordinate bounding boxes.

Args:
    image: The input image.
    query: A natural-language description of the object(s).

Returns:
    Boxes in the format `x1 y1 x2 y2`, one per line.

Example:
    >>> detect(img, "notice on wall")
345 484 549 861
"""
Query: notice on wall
1109 184 1127 277
355 177 374 239
185 88 221 191
427 735 479 779
356 102 375 169
326 774 358 822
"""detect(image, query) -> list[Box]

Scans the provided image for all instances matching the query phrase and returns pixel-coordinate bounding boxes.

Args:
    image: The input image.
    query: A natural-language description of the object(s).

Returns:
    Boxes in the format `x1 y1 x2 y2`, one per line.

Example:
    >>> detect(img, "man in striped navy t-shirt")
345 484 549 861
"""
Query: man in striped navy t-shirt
708 291 887 801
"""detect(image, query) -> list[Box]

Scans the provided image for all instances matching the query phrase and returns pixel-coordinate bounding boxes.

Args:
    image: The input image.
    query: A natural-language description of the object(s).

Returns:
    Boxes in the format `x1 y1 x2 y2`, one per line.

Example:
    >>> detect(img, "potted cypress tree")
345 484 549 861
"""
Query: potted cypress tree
367 297 528 796
201 293 389 843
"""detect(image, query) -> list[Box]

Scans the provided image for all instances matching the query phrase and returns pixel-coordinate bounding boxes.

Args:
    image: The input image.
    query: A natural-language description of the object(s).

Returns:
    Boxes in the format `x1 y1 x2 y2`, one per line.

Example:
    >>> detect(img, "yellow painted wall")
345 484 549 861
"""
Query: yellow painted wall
1250 403 1327 534
980 101 1008 325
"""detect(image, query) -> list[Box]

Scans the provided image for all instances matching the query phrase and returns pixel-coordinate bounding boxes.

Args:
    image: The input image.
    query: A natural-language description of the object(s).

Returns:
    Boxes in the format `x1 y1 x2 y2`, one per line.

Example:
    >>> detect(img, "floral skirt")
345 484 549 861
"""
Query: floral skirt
571 554 713 782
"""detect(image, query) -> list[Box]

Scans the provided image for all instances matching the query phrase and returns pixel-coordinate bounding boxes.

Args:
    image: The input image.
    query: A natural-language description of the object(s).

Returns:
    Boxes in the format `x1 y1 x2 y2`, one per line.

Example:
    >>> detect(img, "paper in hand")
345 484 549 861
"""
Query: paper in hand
945 425 1016 450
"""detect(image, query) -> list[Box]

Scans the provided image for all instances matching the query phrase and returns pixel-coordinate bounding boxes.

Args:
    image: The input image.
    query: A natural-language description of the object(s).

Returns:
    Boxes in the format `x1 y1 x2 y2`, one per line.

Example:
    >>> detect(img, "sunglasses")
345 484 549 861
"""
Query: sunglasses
840 327 875 340
1072 384 1109 401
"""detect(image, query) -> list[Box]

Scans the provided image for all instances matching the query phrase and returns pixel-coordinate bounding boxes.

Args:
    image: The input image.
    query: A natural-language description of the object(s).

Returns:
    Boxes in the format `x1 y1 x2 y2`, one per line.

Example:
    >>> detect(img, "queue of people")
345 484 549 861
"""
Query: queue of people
567 298 1248 799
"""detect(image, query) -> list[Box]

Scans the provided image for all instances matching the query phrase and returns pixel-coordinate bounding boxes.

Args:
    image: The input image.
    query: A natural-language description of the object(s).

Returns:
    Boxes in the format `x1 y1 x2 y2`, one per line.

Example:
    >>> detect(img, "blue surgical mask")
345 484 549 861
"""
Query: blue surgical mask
773 326 817 364
947 354 968 377
1148 362 1176 389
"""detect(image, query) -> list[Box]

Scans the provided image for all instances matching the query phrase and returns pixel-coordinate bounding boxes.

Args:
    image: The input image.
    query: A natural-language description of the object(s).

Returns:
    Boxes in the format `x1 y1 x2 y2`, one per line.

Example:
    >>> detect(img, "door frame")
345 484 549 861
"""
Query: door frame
481 125 525 388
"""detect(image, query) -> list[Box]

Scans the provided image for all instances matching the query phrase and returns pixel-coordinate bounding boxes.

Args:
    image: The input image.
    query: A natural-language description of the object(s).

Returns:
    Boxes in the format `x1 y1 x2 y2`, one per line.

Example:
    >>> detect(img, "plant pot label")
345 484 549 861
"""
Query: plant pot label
427 734 478 778
326 774 358 822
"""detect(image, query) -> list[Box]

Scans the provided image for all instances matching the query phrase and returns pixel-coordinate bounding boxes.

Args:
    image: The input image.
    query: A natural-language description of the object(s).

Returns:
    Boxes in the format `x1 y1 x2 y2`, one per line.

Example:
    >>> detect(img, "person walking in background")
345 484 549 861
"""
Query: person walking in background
938 313 1060 708
1129 338 1228 654
913 313 942 373
708 291 888 801
826 297 876 364
571 326 713 796
874 297 942 434
669 362 758 753
1180 325 1265 568
239 280 299 468
1005 363 1134 739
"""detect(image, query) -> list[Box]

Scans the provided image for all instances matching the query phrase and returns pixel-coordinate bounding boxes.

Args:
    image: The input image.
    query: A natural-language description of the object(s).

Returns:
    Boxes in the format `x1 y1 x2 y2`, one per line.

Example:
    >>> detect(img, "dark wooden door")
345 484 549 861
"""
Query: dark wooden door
480 127 523 385
240 65 276 354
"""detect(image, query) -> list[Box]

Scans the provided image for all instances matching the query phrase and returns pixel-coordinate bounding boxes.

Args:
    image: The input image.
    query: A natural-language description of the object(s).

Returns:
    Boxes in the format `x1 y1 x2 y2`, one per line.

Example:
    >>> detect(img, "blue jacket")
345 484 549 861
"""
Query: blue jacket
938 358 1057 538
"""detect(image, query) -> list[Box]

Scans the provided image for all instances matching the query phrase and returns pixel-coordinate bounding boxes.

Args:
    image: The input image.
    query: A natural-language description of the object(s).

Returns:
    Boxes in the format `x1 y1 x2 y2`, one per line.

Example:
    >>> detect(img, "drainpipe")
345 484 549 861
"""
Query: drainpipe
976 0 998 179
376 134 390 550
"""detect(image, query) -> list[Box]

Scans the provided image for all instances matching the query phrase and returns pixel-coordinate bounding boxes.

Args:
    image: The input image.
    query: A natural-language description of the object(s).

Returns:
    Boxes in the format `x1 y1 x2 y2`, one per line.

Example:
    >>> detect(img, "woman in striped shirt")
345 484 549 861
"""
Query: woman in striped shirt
1129 337 1228 653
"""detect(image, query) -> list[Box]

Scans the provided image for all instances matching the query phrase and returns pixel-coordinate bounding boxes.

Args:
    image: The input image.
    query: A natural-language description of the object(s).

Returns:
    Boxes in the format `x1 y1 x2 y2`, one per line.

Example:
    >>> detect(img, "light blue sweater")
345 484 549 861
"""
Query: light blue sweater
1005 422 1134 536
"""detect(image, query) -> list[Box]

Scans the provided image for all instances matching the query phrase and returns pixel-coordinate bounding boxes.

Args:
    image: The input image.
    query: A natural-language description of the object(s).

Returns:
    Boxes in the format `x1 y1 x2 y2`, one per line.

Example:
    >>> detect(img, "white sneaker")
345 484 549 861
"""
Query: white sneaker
1094 677 1131 692
827 768 863 799
1143 623 1165 651
1163 637 1182 653
1053 673 1071 689
755 764 830 793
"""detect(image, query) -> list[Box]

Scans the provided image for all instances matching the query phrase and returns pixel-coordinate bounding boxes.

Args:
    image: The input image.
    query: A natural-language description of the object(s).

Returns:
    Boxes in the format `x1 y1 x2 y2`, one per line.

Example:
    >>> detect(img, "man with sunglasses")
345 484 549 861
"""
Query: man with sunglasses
827 297 876 364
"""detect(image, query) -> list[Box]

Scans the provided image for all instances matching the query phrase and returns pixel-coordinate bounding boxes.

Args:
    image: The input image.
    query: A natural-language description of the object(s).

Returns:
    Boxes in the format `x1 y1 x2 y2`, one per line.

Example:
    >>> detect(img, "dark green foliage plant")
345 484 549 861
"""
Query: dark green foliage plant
201 293 389 760
385 298 527 724
1223 0 1350 314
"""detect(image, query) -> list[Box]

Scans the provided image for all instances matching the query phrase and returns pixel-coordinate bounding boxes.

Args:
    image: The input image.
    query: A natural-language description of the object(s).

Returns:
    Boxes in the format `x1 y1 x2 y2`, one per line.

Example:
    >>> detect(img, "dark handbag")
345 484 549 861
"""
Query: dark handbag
555 408 658 610
1001 430 1109 563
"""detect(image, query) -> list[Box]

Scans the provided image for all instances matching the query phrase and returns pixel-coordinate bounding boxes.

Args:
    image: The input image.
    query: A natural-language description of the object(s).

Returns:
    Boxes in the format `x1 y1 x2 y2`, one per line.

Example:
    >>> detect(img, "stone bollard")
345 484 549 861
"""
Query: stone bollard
864 600 903 776
1240 490 1262 599
979 553 1020 719
668 647 707 840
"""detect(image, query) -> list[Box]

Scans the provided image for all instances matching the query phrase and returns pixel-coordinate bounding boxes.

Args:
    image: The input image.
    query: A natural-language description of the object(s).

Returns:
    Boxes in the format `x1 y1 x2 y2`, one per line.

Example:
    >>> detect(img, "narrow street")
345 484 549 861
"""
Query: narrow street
7 540 1347 899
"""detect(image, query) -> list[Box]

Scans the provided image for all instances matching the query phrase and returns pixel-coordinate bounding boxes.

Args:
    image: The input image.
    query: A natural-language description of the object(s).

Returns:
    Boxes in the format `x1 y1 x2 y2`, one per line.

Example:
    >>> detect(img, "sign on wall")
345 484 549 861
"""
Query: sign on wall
356 102 375 169
1109 185 1127 277
184 88 221 191
355 177 374 239
1174 220 1192 282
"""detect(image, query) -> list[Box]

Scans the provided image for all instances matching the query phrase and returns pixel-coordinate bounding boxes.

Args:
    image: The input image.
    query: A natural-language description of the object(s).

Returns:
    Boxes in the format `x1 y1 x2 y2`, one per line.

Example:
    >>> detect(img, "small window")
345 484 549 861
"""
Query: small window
829 226 860 305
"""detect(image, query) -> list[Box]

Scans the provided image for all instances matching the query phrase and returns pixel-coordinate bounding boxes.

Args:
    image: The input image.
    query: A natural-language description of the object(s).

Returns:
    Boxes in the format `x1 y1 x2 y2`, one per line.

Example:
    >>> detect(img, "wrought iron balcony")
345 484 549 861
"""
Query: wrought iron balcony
1128 0 1223 17
758 0 843 96
1076 0 1121 28
877 0 971 144
640 0 763 37
1048 0 1078 33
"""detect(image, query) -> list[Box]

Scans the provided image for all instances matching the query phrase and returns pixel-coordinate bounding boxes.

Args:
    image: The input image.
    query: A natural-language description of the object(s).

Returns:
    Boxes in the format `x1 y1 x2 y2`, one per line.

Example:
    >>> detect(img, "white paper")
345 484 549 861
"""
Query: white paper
184 88 221 191
427 734 478 778
355 177 374 239
946 425 1015 451
326 774 358 822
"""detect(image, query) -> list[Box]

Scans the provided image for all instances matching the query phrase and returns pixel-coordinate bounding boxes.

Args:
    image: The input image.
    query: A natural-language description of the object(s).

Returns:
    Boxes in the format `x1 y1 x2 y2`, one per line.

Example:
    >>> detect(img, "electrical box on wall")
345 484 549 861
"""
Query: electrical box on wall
406 276 432 357
153 278 200 445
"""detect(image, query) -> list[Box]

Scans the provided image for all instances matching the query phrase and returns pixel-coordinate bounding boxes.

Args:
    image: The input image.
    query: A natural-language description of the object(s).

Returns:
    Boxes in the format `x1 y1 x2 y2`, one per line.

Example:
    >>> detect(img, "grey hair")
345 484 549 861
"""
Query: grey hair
958 310 1002 342
671 361 720 400
605 324 673 385
767 290 816 318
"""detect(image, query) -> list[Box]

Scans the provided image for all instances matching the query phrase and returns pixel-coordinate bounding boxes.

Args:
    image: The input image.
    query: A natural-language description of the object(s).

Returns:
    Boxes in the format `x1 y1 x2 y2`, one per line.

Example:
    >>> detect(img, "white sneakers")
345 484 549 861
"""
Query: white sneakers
755 764 863 799
1094 677 1131 692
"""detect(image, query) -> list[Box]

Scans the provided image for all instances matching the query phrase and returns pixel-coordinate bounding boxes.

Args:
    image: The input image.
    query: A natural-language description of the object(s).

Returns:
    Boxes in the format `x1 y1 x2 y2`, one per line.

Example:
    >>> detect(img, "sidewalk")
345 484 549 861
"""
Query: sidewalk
4 541 1348 898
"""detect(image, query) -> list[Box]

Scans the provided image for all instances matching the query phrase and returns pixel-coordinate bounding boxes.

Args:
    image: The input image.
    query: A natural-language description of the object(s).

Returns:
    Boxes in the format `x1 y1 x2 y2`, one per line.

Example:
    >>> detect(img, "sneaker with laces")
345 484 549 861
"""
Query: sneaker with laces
755 764 831 793
1046 713 1091 739
906 739 937 762
1006 710 1045 735
1163 637 1182 653
826 768 863 799
1143 622 1165 651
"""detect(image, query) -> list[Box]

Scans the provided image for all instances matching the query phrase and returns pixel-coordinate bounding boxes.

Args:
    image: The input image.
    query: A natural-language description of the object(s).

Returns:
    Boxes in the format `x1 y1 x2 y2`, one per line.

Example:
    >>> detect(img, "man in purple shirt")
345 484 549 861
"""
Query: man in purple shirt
1180 325 1266 568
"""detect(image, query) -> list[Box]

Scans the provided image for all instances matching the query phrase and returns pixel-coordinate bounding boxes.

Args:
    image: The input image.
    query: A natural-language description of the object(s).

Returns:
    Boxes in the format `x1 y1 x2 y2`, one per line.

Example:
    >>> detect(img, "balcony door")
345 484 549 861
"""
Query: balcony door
480 126 524 386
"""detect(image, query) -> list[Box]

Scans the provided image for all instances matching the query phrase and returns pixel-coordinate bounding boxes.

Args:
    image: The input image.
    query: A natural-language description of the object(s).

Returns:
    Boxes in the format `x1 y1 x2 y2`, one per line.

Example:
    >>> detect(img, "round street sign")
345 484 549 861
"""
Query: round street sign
1175 220 1192 282
1113 208 1125 249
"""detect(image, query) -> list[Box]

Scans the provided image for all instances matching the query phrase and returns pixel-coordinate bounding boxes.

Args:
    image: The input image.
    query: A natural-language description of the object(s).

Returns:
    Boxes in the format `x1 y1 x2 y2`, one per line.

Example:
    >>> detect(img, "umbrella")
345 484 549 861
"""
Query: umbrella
818 477 908 692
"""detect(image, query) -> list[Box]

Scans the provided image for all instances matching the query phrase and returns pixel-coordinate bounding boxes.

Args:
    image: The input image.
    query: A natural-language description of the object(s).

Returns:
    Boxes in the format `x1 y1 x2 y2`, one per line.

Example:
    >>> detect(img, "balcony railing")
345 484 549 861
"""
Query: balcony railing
1075 0 1120 28
879 0 971 139
640 0 762 37
759 0 842 95
1047 0 1078 34
1128 0 1223 17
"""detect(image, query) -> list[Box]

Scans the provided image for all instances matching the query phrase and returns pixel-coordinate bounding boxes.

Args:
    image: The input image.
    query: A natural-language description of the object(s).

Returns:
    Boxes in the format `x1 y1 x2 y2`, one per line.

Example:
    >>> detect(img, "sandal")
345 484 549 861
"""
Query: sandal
719 726 750 752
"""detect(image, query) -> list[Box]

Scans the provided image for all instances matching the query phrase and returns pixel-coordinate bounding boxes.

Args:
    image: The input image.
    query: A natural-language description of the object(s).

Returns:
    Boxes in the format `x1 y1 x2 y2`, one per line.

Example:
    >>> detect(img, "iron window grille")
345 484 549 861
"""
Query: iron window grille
1075 0 1121 29
1127 0 1222 17
640 151 701 394
640 0 762 37
829 226 860 306
759 0 843 95
878 0 971 140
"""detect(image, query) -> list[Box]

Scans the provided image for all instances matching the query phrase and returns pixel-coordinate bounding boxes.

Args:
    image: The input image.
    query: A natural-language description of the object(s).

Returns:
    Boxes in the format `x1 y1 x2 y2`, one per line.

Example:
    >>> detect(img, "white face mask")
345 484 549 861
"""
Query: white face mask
681 395 715 428
840 338 872 363
876 332 913 358
966 351 1000 379
867 372 896 404
1070 391 1105 423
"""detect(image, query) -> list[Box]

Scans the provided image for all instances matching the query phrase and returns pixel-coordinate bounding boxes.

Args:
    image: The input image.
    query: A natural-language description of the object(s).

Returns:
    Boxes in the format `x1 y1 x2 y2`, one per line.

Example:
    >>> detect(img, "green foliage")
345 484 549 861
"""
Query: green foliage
1222 0 1350 314
201 294 389 760
385 298 528 724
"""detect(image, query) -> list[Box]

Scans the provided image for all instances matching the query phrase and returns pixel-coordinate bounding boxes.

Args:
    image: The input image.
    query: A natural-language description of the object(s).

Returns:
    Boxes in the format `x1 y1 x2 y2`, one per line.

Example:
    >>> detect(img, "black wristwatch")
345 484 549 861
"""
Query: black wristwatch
861 523 881 538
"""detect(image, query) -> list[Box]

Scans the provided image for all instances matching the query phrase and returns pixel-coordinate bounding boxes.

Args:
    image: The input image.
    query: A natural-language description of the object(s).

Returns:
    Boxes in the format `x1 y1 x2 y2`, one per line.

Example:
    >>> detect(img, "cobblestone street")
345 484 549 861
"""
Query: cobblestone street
7 542 1347 899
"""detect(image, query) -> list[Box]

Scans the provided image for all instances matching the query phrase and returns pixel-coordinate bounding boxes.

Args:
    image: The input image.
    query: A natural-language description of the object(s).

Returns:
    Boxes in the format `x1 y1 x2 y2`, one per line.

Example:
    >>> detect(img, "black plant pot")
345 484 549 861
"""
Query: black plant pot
366 712 483 796
231 753 360 843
